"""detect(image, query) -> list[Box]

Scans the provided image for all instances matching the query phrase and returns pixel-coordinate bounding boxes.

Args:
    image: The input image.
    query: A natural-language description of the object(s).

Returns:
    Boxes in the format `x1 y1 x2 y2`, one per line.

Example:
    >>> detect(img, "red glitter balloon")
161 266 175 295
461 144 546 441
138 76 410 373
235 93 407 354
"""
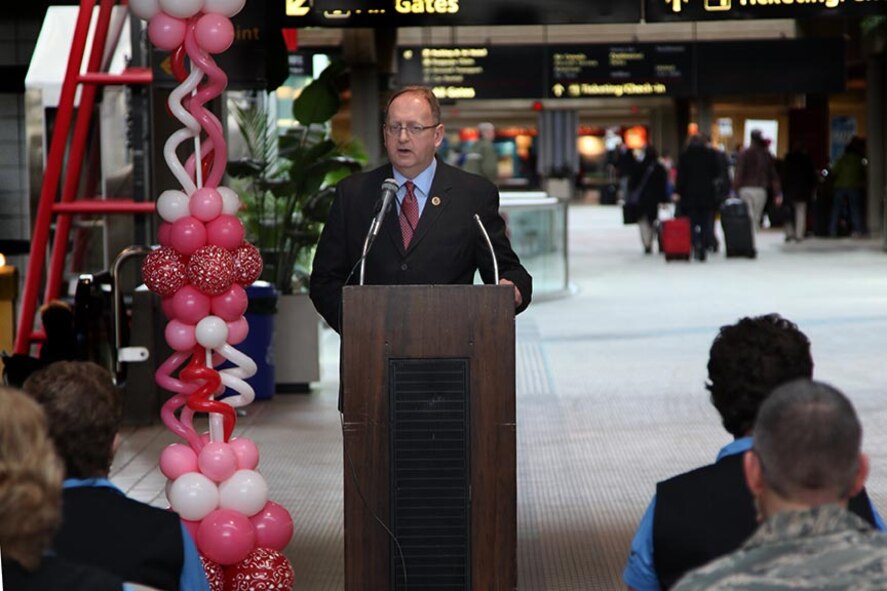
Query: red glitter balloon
225 548 294 591
187 245 235 296
232 242 263 286
142 247 188 297
200 555 225 591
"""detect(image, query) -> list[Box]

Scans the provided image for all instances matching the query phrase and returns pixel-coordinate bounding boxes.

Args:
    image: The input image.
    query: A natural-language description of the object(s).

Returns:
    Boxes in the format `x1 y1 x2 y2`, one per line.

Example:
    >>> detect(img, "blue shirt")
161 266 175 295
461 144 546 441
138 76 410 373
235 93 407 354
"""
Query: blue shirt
63 478 210 591
392 158 437 218
622 438 886 591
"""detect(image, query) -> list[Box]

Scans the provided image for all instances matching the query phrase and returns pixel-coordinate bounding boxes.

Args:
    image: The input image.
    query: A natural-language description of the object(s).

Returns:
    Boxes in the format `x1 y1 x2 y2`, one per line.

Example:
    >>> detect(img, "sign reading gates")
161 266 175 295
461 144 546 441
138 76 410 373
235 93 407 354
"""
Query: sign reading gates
279 0 640 27
646 0 885 22
548 43 694 98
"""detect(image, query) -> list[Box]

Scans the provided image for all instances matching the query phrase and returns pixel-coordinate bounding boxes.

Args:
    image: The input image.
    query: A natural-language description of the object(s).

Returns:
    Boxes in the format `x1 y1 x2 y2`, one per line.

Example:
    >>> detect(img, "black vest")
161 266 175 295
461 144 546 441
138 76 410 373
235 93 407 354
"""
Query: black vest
53 486 185 591
653 452 876 590
2 555 123 591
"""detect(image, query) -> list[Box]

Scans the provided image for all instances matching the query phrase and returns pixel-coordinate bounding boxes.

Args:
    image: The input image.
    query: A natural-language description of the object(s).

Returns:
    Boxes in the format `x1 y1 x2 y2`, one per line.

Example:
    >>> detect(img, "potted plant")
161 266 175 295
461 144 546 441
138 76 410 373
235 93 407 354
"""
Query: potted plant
228 60 364 392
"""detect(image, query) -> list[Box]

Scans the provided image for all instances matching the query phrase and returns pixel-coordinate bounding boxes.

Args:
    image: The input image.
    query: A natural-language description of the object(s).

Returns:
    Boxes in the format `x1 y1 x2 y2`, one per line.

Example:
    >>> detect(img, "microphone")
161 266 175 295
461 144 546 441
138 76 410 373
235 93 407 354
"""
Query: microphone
474 214 499 284
371 178 400 241
360 178 400 285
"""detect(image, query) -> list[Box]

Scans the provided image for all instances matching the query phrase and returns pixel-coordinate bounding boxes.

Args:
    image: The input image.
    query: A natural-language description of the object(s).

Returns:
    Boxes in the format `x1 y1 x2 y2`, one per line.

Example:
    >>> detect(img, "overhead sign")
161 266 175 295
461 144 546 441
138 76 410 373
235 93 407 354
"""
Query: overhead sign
397 39 845 100
646 0 885 22
695 37 845 96
547 43 694 98
278 0 640 27
397 46 545 100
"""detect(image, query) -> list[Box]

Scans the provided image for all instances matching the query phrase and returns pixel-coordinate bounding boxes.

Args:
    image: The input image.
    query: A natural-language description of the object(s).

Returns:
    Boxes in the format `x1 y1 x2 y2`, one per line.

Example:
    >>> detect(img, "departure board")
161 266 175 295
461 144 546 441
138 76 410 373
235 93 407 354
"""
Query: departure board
397 45 546 100
547 43 694 99
396 39 845 100
279 0 641 27
646 0 885 22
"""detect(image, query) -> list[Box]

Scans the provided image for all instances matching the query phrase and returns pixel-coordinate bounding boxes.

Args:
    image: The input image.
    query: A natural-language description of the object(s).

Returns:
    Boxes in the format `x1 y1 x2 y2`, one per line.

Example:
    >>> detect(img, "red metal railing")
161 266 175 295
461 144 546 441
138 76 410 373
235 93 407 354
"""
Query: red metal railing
14 0 154 354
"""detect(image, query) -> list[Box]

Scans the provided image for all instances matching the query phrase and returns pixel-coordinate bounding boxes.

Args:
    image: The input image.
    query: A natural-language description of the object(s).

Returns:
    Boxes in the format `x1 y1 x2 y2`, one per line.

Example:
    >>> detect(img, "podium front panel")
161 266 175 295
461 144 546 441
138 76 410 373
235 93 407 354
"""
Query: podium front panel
342 285 516 591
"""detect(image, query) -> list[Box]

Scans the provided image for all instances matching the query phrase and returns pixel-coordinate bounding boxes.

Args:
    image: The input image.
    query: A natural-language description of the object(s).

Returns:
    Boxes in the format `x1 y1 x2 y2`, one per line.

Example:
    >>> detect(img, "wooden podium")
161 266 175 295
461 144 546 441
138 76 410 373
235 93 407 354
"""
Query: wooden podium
342 285 516 591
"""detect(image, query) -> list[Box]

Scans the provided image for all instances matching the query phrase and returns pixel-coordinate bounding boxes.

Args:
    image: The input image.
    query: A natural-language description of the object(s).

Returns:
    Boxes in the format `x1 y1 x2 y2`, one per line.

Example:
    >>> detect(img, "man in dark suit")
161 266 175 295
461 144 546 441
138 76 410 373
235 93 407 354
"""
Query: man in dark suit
310 86 532 333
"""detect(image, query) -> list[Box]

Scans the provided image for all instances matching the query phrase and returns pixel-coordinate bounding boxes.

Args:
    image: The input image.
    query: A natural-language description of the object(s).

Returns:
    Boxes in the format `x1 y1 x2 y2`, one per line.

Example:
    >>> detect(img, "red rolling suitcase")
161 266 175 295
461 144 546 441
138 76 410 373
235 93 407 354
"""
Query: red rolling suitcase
660 217 692 261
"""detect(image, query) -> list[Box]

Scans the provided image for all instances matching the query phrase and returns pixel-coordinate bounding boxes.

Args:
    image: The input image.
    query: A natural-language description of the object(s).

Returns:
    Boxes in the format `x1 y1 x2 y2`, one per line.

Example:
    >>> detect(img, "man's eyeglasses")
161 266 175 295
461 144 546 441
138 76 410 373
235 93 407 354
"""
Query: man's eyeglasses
383 123 439 137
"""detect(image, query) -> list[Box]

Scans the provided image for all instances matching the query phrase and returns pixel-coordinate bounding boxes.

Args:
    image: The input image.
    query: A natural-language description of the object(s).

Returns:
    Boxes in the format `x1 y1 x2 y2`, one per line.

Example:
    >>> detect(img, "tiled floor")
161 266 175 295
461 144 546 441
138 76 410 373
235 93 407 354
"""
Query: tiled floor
112 204 887 590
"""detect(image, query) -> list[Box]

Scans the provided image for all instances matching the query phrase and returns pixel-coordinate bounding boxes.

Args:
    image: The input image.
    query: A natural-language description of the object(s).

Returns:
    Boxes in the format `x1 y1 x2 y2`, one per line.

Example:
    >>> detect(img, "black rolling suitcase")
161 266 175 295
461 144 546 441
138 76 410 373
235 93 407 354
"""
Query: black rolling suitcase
720 198 756 258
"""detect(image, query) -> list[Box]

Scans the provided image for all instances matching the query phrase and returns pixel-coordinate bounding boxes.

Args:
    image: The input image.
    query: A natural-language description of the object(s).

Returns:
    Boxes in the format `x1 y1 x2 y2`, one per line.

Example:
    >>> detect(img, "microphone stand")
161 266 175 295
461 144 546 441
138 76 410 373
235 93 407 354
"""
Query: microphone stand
359 218 378 286
474 214 499 284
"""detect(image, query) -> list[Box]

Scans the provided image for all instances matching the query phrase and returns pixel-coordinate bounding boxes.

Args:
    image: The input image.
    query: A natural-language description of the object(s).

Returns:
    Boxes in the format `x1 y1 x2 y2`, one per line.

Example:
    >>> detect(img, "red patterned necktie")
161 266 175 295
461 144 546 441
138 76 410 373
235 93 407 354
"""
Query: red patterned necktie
399 180 419 248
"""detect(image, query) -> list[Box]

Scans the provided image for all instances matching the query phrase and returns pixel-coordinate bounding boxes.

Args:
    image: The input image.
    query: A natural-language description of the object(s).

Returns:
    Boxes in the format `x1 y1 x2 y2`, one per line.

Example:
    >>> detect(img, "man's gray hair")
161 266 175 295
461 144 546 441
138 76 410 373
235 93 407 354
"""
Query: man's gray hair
754 379 861 502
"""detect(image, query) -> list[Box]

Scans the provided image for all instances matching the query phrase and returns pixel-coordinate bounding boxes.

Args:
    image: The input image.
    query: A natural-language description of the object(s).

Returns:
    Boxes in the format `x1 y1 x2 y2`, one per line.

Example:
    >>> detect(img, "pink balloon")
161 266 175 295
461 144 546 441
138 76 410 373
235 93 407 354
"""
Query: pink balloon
160 443 199 480
226 317 249 345
210 284 248 322
165 319 197 352
228 437 259 470
196 508 256 565
249 501 293 551
171 216 208 255
158 222 173 247
205 215 244 250
194 13 235 54
147 13 187 51
198 441 239 483
189 187 224 222
161 296 176 319
171 284 212 324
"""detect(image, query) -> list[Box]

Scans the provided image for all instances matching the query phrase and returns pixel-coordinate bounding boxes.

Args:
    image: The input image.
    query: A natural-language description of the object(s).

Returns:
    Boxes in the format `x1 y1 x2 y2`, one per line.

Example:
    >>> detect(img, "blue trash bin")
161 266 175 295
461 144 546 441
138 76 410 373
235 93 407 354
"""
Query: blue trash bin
234 281 278 401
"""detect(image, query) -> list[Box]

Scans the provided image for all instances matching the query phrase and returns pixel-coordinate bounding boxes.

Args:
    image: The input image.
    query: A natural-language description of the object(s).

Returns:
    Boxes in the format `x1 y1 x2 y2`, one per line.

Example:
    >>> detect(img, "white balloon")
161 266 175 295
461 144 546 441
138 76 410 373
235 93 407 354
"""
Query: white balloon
196 315 229 350
157 189 191 223
217 186 241 215
159 0 205 19
219 469 268 517
130 0 161 20
168 472 219 521
203 0 246 17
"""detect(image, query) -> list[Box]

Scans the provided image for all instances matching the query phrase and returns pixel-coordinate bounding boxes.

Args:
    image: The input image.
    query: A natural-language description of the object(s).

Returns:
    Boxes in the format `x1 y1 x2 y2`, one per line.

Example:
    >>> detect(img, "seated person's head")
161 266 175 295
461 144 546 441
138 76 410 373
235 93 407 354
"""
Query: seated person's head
747 379 866 510
706 314 813 438
0 386 65 570
39 299 74 339
23 361 122 479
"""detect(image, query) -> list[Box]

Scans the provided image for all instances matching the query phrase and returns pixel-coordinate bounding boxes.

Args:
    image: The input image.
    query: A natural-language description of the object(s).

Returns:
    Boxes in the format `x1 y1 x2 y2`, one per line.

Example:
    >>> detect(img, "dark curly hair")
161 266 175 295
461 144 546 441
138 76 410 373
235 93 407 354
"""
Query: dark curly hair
23 361 122 479
706 314 813 438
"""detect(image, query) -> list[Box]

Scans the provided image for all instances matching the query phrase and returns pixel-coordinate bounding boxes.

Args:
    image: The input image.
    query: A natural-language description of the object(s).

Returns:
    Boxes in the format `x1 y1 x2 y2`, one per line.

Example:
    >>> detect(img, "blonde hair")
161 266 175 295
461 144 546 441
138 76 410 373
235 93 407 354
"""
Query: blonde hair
0 386 64 570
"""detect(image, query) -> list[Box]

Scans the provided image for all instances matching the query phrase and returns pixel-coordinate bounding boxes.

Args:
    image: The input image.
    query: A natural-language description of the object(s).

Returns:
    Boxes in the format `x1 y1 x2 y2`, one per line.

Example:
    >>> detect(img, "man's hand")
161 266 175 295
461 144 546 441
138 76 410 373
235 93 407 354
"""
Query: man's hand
499 278 522 308
671 192 681 203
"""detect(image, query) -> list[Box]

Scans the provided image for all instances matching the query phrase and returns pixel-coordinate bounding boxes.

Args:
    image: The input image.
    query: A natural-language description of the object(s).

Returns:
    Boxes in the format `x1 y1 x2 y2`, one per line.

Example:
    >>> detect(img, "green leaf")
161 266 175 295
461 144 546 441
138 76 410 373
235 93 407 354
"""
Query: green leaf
292 78 340 125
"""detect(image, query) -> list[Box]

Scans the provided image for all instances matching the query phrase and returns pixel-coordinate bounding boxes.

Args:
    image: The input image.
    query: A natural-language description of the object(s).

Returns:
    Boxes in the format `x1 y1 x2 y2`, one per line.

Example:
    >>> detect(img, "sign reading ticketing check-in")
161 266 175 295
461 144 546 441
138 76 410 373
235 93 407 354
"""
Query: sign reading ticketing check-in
645 0 885 21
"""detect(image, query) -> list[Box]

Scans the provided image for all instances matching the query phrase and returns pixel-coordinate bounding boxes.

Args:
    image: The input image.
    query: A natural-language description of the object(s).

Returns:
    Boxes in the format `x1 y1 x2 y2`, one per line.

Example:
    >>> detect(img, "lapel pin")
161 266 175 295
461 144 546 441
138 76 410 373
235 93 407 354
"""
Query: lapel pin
431 196 441 206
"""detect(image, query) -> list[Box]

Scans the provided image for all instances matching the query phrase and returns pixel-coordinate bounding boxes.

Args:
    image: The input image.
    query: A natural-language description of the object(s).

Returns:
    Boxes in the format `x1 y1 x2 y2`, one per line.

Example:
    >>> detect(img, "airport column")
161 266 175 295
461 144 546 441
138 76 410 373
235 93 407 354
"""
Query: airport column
343 28 396 168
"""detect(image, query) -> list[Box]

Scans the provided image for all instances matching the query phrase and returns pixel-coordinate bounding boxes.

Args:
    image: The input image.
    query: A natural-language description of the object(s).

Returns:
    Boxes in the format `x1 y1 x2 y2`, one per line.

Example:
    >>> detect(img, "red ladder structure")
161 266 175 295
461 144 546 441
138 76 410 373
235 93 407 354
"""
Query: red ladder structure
15 0 154 355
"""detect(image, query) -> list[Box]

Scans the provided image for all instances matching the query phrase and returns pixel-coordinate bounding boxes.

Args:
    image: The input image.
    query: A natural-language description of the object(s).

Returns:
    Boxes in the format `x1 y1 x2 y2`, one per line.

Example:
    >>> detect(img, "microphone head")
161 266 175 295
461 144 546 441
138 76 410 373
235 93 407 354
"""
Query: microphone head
381 178 399 193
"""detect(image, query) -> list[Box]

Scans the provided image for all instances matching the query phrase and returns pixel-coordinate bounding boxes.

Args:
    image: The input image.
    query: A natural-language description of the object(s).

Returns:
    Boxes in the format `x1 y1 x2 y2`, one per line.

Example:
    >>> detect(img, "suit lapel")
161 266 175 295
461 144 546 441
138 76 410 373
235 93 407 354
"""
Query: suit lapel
404 163 452 253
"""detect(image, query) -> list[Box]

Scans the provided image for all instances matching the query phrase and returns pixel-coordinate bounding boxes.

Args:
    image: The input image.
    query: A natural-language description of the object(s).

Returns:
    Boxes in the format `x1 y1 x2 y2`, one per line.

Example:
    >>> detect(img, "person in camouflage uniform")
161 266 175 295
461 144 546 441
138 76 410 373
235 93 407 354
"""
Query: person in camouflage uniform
673 379 887 590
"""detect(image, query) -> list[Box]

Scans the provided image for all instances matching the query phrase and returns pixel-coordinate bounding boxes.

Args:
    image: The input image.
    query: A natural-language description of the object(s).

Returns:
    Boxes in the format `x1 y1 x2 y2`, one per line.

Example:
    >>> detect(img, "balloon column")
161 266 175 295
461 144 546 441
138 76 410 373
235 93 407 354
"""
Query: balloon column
132 1 294 588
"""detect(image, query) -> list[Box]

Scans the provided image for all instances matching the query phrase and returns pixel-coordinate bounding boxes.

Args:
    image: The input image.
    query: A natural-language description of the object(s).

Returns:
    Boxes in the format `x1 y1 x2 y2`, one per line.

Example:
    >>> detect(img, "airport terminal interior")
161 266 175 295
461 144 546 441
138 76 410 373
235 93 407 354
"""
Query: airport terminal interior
1 0 886 590
110 206 887 589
